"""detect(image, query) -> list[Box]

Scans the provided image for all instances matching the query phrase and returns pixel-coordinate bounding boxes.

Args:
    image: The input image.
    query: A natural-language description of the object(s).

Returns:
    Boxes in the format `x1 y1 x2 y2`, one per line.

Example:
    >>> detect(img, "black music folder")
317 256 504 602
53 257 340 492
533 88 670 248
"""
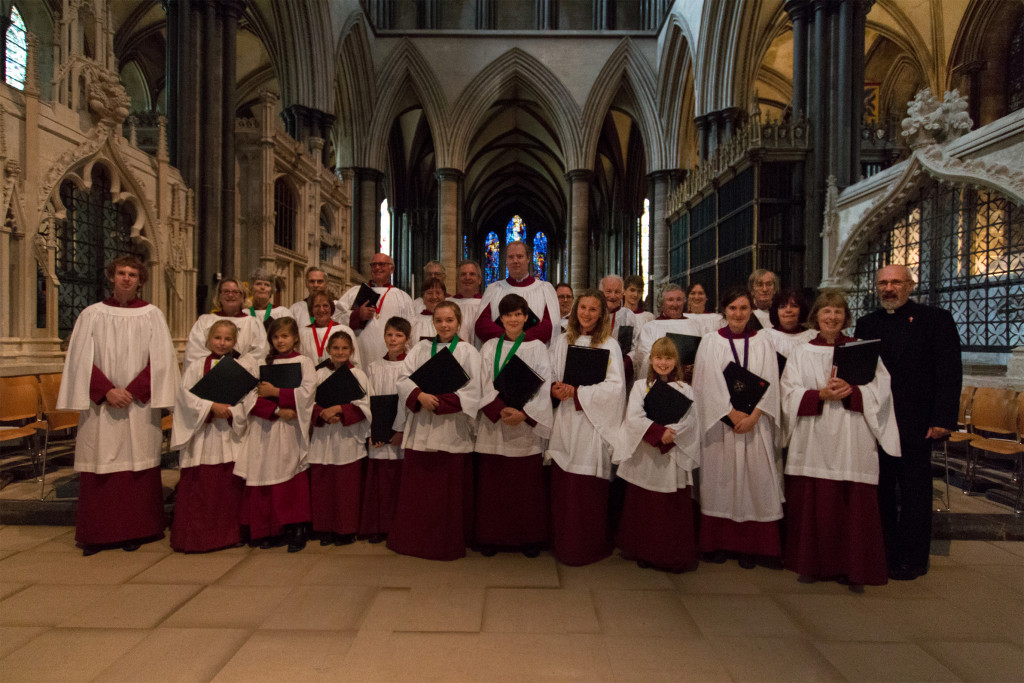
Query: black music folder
523 308 541 331
747 314 764 331
776 352 788 377
370 395 399 443
643 380 693 426
315 365 366 407
352 283 380 309
260 363 303 389
832 339 880 385
189 357 258 405
315 358 333 370
493 354 545 410
563 345 609 387
409 347 471 395
617 325 634 355
723 361 770 415
666 333 702 366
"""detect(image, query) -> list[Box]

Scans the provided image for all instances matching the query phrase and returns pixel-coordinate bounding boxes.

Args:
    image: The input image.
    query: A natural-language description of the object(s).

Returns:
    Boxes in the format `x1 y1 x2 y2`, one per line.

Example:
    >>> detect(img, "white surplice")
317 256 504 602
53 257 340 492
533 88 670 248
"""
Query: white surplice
780 341 901 484
449 295 483 348
308 365 372 466
298 322 362 369
474 337 553 457
57 302 180 474
477 278 561 346
692 330 783 523
397 340 483 454
765 327 817 360
634 317 708 381
613 379 700 492
336 284 416 364
170 354 258 467
545 334 625 480
183 313 267 374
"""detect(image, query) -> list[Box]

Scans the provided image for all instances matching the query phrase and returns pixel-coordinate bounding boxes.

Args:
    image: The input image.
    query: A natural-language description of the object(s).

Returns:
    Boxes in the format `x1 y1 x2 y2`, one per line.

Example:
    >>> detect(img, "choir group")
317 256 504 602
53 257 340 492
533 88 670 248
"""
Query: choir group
60 246 918 592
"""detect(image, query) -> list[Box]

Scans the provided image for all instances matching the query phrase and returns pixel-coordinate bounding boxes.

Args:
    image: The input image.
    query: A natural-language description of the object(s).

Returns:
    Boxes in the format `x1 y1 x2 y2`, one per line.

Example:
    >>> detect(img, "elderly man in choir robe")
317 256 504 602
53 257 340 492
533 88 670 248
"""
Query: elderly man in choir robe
450 259 484 347
748 269 779 329
289 266 331 325
336 253 416 362
634 284 723 380
600 275 641 385
57 256 180 555
555 282 573 332
183 278 267 373
412 260 446 312
475 240 560 346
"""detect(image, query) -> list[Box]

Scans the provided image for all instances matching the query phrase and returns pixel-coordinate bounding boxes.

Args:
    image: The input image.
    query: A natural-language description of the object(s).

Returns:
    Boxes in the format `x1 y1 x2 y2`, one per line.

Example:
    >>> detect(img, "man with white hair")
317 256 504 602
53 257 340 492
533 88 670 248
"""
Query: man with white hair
855 264 961 581
748 269 779 329
600 275 641 384
450 259 483 347
336 253 416 362
475 240 560 346
634 283 720 381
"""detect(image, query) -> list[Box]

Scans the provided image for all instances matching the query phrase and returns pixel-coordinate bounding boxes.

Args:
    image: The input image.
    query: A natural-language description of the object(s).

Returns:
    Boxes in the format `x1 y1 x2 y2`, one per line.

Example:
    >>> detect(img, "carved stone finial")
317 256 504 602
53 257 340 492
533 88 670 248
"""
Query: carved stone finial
86 65 131 124
901 88 972 148
156 115 169 162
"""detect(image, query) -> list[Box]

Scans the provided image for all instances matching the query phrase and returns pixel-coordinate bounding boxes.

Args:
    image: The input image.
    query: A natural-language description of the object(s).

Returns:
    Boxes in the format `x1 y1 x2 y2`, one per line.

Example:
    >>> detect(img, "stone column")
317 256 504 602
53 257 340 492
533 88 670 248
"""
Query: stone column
436 168 463 293
220 0 243 278
348 168 382 276
566 170 592 292
785 0 810 119
197 0 223 307
647 171 671 291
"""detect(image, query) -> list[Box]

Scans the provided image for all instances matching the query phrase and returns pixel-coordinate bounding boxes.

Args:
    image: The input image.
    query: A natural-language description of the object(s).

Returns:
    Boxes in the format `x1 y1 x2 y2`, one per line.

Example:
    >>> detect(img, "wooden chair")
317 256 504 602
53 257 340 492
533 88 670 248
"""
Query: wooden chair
36 373 80 500
938 385 981 508
0 377 47 477
962 387 1020 494
966 393 1024 513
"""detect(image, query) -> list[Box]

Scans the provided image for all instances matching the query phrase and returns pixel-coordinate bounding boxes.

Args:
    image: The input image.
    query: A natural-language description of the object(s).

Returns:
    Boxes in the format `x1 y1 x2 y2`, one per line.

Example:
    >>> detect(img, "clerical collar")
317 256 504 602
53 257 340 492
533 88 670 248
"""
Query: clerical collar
506 276 535 287
883 300 912 316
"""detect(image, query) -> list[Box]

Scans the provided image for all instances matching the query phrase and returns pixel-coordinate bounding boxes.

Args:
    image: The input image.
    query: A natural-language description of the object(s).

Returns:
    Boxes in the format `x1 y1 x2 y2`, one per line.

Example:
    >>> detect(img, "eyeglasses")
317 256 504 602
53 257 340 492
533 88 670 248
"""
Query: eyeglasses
370 262 392 269
876 280 910 287
220 290 242 296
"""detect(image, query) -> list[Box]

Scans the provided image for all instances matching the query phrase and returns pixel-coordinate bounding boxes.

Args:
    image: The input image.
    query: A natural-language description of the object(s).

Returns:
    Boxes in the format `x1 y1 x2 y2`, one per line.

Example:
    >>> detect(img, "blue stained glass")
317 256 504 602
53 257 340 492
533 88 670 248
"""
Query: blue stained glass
532 231 548 280
5 6 27 90
506 215 526 244
484 231 500 286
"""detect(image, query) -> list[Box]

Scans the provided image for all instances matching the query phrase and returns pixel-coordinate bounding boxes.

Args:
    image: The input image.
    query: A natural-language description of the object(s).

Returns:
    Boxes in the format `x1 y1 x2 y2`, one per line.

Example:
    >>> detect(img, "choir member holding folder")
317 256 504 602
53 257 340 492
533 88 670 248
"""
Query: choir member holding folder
237 318 316 552
613 337 701 573
183 278 267 374
360 317 411 542
309 330 372 546
57 256 180 555
546 290 625 565
634 284 715 382
390 301 483 560
336 253 416 363
474 294 553 557
692 287 782 570
170 320 258 552
780 291 899 587
299 291 362 369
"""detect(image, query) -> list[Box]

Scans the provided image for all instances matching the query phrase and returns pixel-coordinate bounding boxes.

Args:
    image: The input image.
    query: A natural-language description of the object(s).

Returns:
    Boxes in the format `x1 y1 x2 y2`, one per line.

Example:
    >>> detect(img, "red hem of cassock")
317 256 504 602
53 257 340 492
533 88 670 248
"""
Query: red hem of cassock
784 475 888 585
76 468 166 547
699 514 781 557
387 450 467 561
358 459 403 536
616 484 697 572
549 463 612 566
310 461 365 535
239 470 311 540
170 463 244 552
474 452 548 548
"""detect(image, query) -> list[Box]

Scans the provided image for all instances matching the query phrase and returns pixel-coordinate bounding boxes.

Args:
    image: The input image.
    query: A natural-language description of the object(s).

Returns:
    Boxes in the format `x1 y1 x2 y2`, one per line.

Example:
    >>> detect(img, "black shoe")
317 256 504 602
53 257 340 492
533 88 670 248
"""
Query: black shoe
81 546 101 557
738 555 756 569
702 551 728 564
286 525 307 553
888 564 919 581
797 575 818 584
334 533 356 546
522 545 541 558
480 545 498 557
637 560 651 569
122 542 141 552
259 537 273 550
367 533 386 544
319 532 334 547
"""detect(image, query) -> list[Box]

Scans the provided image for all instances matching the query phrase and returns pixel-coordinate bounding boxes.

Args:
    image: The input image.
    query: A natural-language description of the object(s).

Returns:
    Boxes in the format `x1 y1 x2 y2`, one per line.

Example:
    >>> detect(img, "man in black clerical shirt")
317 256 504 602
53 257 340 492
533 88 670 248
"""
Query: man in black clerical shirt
855 264 961 581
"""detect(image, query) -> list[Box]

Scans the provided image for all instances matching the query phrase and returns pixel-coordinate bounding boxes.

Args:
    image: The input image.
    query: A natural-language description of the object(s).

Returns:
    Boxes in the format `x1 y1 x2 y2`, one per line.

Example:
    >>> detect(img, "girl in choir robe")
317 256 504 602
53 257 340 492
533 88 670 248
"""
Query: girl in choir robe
692 286 783 569
57 256 180 555
236 317 316 552
411 277 449 343
781 290 900 588
183 278 267 373
613 337 701 573
359 316 411 542
299 291 362 370
170 320 257 552
309 330 372 546
546 290 625 566
474 293 553 557
764 289 816 370
389 301 483 560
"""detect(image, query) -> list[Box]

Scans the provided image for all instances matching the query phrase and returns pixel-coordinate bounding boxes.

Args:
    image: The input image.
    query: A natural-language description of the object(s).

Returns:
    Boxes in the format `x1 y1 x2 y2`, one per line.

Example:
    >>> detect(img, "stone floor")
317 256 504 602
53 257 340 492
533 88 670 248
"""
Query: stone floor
0 524 1021 682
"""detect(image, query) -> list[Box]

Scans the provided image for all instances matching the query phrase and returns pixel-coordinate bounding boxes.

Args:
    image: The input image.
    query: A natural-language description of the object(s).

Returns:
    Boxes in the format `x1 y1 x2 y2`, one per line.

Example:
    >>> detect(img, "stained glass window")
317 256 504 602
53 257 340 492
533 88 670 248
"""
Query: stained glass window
532 231 548 280
483 231 500 285
506 215 526 244
5 5 27 89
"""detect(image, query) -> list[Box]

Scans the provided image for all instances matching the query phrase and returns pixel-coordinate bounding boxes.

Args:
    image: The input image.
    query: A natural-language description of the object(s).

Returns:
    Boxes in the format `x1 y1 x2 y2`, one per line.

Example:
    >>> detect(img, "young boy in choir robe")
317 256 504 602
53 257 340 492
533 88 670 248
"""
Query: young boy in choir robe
474 293 553 557
781 290 900 588
300 291 361 369
236 317 316 552
57 256 180 555
546 290 625 566
613 337 700 572
359 316 410 542
389 301 483 560
170 320 257 552
692 287 783 569
309 330 372 546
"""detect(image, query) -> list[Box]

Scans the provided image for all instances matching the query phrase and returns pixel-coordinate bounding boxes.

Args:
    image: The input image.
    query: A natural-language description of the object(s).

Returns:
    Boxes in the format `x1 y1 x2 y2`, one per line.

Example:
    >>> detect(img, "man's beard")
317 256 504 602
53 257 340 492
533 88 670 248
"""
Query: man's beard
880 297 899 312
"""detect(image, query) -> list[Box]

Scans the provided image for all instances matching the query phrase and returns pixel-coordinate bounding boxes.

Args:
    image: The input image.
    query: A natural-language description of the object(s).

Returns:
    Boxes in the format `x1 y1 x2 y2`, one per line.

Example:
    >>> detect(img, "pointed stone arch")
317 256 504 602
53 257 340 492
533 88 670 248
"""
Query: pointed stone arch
581 38 664 171
334 14 376 168
366 38 449 172
657 16 698 169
